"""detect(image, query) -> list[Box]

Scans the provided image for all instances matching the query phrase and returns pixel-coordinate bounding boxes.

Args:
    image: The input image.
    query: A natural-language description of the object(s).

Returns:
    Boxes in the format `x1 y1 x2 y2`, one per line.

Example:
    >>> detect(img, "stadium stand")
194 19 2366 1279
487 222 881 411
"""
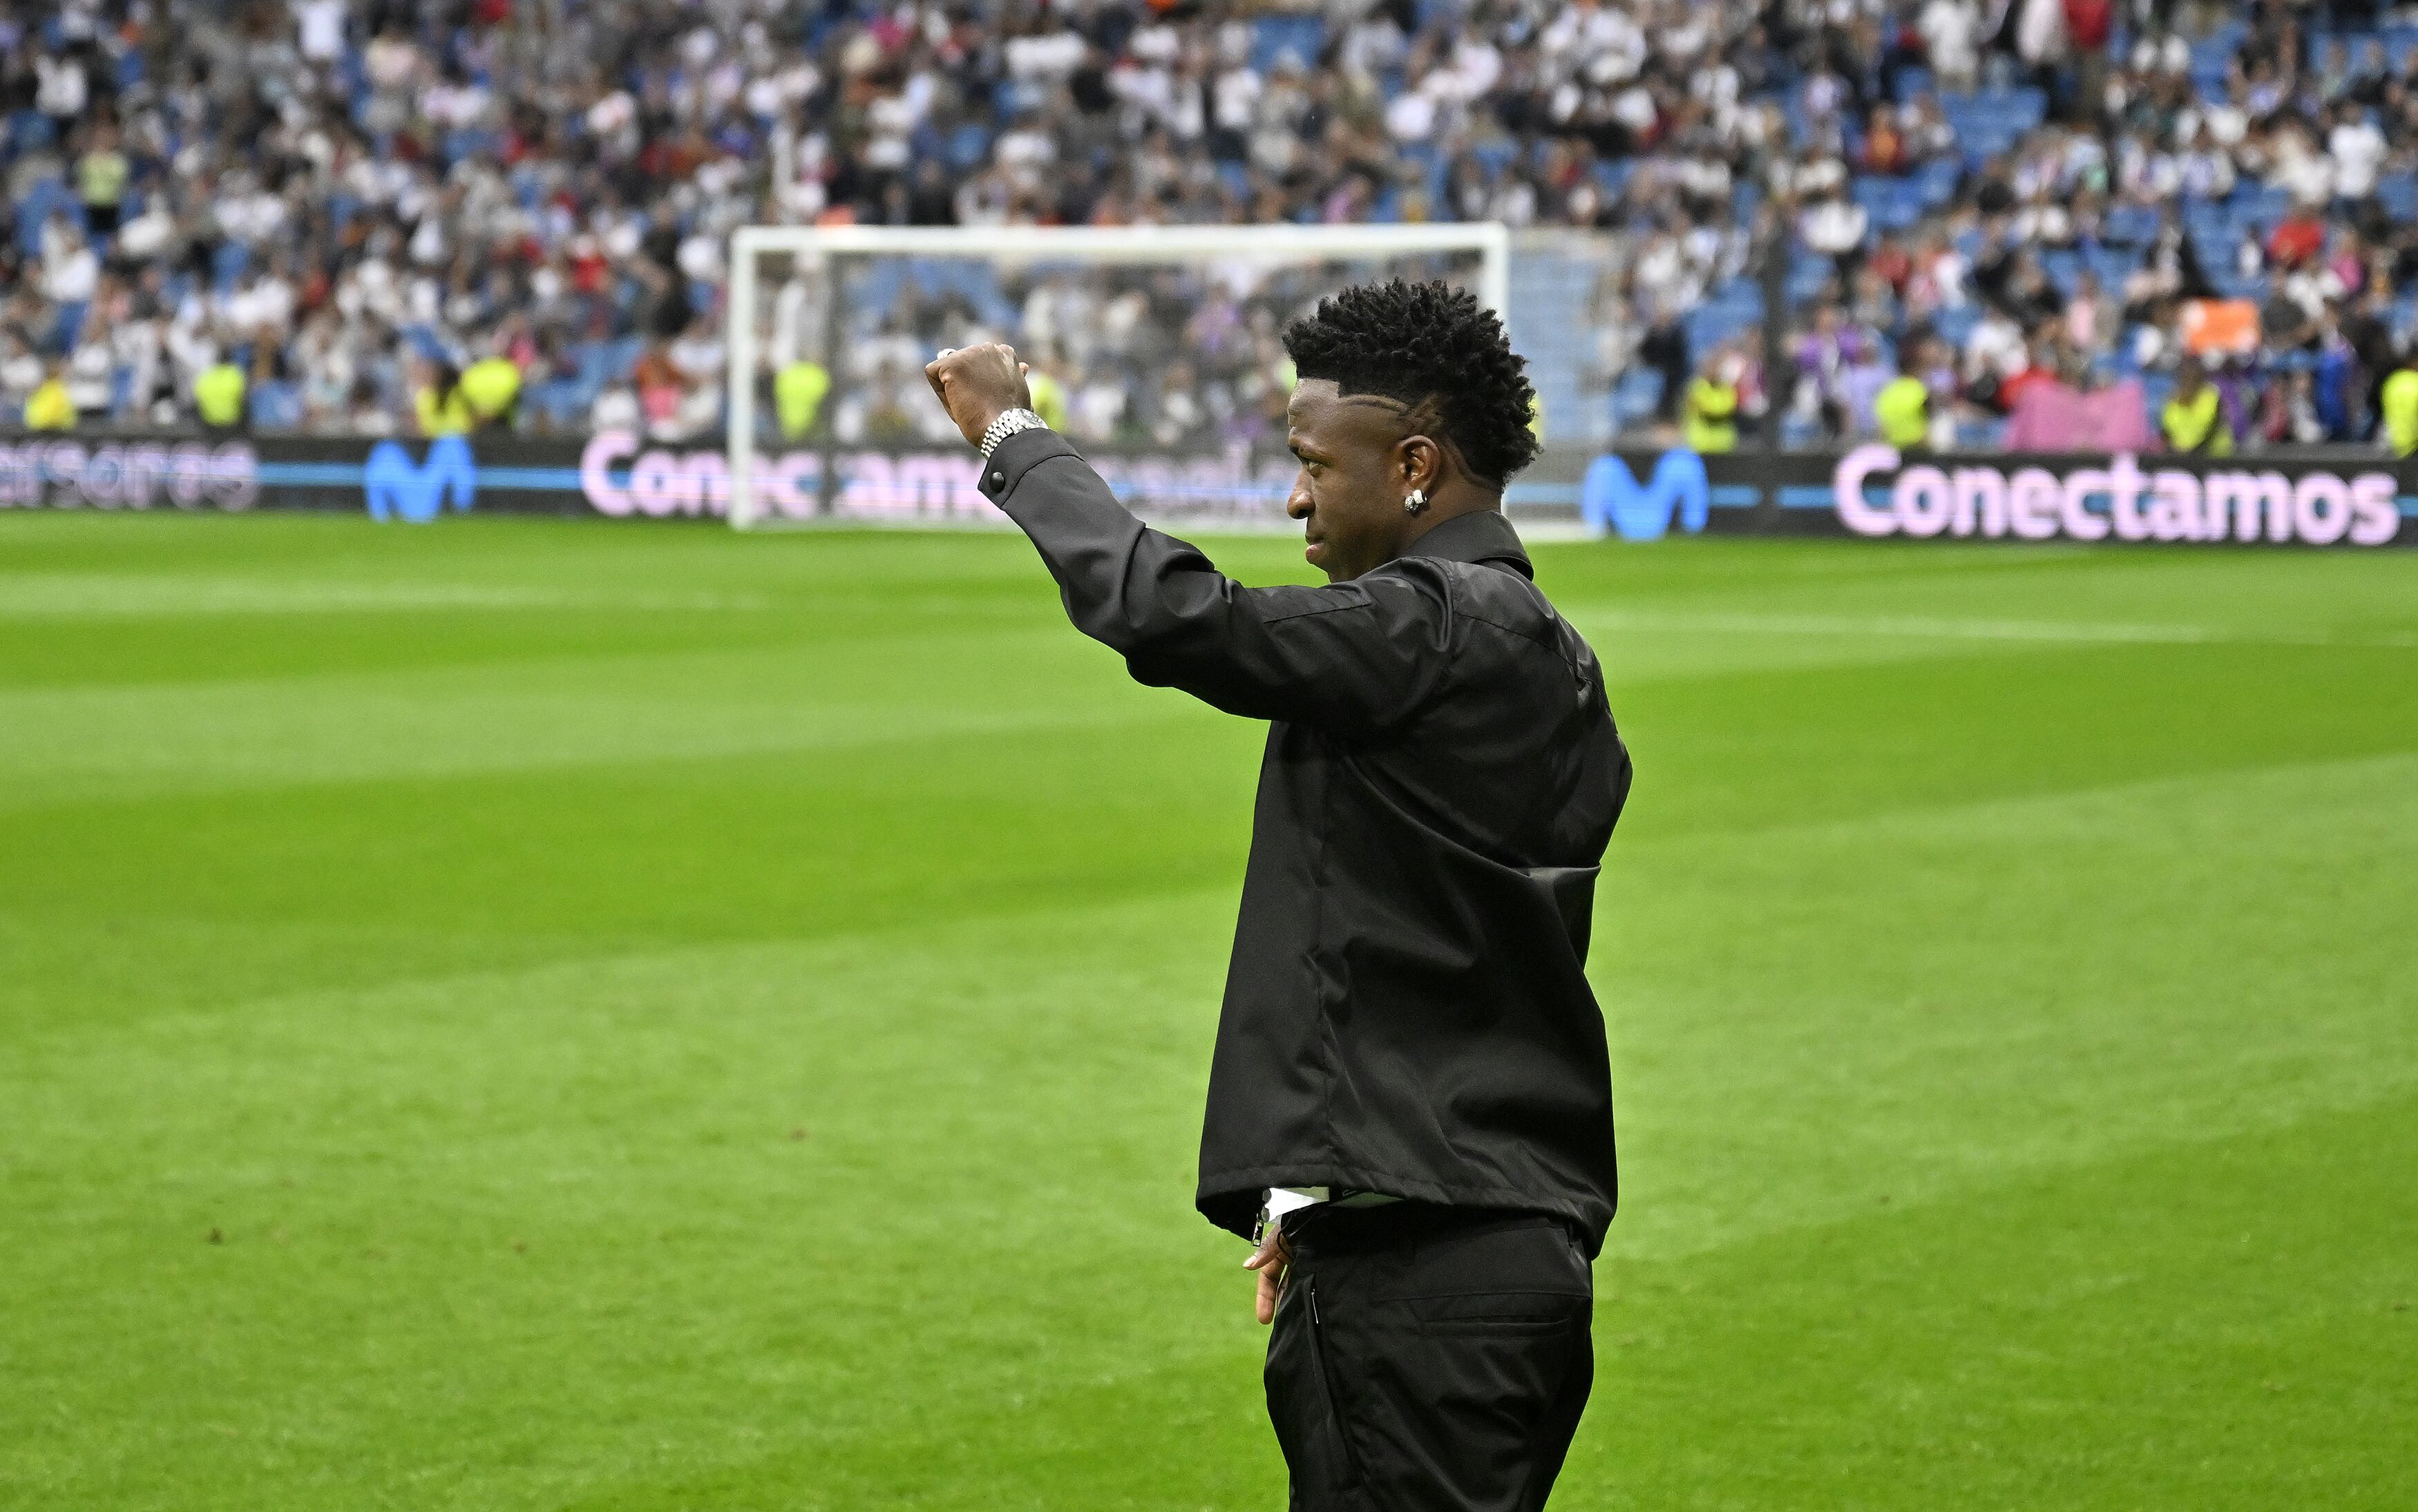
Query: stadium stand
1 0 2415 450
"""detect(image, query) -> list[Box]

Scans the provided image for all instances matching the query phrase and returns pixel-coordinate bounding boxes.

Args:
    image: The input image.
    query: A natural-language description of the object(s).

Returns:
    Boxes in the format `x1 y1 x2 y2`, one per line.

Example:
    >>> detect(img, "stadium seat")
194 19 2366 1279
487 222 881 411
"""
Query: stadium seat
1612 369 1666 428
249 381 305 431
2377 176 2418 224
2104 203 2160 245
1916 157 1961 208
211 240 251 294
1250 16 1326 74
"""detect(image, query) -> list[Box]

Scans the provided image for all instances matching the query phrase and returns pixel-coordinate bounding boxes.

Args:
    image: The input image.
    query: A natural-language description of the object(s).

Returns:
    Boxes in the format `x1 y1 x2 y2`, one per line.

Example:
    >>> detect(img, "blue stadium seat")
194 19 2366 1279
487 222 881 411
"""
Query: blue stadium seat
1916 157 1961 207
2086 245 2142 289
14 175 84 257
49 298 88 353
946 124 991 170
211 240 251 293
1612 369 1665 427
1250 16 1325 74
2104 203 2160 244
249 381 305 431
1686 307 1752 355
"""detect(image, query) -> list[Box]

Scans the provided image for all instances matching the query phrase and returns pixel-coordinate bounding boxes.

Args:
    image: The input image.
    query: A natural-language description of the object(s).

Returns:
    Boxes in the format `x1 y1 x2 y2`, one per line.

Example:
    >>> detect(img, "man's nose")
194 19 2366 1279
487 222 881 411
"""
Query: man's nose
1286 472 1312 519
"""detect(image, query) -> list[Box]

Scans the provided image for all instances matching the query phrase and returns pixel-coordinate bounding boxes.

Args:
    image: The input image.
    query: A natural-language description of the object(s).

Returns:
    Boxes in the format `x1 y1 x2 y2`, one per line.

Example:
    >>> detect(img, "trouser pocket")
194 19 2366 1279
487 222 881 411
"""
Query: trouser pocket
1265 1276 1368 1506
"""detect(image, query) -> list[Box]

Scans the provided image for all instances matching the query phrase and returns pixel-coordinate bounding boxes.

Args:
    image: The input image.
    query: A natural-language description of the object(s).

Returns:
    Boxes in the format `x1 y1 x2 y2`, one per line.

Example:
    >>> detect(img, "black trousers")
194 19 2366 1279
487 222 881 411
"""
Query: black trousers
1265 1204 1594 1511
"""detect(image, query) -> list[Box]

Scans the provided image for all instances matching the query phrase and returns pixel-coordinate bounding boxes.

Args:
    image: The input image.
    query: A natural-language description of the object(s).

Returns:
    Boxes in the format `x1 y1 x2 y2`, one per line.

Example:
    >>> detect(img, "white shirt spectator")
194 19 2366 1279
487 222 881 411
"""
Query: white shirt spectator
1005 30 1085 83
1919 0 1981 86
1965 308 2028 382
35 55 87 117
1800 196 1869 256
1213 66 1262 133
2267 128 2335 206
293 0 345 64
44 241 99 304
2016 0 2067 66
1385 86 1439 142
2327 117 2386 200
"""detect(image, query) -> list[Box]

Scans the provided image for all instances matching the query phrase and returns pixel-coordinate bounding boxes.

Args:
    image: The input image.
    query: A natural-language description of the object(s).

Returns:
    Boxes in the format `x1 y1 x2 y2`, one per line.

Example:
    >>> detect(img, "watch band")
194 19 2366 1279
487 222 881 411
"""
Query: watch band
979 408 1049 459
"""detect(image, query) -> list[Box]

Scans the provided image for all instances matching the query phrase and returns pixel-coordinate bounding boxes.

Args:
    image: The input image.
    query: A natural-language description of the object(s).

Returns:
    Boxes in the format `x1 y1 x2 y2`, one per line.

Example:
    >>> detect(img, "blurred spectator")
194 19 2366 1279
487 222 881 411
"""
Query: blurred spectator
1682 350 1740 454
24 358 75 430
2161 358 2233 454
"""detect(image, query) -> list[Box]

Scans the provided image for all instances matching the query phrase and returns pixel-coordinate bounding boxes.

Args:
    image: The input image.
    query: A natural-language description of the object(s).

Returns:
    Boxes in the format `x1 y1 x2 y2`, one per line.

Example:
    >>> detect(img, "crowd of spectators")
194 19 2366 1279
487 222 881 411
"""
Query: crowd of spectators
2 0 2416 452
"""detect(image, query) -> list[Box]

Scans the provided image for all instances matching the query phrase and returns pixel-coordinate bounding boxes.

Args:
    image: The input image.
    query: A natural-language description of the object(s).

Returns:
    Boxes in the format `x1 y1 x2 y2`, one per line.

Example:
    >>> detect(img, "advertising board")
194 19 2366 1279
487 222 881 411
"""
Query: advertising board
1 431 2409 547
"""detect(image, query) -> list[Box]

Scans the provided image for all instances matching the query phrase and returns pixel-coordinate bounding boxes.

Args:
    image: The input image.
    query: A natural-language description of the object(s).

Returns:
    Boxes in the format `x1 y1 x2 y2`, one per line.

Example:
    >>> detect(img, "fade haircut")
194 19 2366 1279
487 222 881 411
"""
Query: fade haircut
1282 279 1541 488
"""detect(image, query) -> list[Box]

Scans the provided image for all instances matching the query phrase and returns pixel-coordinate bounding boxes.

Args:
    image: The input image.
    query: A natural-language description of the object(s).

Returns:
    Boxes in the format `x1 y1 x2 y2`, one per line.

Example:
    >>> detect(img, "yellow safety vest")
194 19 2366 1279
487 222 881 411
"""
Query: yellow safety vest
1683 377 1738 454
193 363 247 428
24 377 75 430
2382 369 2418 459
775 361 831 439
1875 375 1929 448
2162 387 2231 456
459 357 522 421
416 385 475 437
1027 371 1069 433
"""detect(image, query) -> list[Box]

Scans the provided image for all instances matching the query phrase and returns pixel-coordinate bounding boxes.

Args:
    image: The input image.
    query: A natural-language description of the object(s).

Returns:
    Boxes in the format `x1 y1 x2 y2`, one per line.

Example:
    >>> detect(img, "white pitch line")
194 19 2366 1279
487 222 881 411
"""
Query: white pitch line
1566 609 2418 649
0 577 773 618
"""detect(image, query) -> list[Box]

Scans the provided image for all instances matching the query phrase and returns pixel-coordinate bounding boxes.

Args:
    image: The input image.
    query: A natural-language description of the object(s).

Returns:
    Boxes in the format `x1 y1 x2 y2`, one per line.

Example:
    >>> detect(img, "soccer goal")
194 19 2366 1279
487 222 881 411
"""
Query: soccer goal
723 222 1510 530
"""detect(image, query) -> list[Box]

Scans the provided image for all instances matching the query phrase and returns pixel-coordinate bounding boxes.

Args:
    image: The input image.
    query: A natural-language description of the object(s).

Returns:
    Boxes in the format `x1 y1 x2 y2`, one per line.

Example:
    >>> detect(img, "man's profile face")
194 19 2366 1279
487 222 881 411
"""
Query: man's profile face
1286 379 1417 583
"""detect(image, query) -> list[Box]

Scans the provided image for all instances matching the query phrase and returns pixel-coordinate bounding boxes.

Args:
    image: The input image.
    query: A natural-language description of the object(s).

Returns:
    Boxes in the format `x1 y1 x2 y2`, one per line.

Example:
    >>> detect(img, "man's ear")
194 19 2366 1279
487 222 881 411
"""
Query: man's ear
1397 433 1444 495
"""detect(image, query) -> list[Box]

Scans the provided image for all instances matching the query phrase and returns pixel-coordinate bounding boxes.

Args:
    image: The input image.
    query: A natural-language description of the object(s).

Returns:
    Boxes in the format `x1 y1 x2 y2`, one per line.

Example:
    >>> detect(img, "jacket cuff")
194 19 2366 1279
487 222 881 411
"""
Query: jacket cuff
978 428 1081 503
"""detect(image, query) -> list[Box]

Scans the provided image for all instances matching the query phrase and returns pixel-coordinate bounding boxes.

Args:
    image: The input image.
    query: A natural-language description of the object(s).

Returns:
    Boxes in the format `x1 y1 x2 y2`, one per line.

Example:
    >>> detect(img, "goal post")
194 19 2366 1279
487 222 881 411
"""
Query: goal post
723 222 1511 530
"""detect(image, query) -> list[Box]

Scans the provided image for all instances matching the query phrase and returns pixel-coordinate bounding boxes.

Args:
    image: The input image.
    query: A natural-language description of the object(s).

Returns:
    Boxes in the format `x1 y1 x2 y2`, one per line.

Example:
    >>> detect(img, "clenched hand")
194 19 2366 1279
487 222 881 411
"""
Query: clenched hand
923 342 1034 449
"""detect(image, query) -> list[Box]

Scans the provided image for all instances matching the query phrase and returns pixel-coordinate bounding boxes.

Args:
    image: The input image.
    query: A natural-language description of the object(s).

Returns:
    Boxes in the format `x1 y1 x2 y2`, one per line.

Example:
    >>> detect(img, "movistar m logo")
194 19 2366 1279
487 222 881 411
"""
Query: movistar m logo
364 437 477 523
1580 450 1709 541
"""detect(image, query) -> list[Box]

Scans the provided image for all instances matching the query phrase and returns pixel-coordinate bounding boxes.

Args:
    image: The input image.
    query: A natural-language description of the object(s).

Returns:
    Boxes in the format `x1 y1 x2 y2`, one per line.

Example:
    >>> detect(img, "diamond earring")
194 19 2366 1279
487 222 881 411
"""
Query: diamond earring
1403 488 1427 515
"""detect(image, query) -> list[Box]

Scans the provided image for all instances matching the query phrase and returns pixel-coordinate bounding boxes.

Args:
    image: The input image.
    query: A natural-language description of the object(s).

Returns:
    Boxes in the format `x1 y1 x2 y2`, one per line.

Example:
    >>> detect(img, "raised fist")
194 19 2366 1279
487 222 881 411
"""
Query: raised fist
923 343 1034 450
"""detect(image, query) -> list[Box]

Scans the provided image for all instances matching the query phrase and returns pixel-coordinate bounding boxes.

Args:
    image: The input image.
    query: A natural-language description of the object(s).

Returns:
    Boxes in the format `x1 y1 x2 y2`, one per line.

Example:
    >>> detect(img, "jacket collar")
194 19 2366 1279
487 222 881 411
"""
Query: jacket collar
1399 508 1532 579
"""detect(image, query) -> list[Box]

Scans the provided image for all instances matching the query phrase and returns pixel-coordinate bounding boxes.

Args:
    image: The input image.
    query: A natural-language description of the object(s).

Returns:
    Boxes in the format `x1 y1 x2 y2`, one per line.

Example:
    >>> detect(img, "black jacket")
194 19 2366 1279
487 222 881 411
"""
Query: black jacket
980 431 1632 1255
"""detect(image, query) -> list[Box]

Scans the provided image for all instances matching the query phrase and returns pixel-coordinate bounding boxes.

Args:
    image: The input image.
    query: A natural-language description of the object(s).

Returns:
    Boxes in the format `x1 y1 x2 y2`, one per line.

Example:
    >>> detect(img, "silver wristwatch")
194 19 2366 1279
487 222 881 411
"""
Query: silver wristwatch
979 408 1049 459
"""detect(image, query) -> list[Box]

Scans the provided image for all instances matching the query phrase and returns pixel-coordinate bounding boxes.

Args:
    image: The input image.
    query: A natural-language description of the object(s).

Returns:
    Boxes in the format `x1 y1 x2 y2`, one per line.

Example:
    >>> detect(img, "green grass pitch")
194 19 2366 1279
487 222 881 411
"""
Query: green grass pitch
3 511 2414 1510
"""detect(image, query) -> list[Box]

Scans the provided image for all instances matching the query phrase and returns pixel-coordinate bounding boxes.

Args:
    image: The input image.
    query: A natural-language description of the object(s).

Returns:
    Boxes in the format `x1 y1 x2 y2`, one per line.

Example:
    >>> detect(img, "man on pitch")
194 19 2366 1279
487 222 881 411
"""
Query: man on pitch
926 280 1630 1509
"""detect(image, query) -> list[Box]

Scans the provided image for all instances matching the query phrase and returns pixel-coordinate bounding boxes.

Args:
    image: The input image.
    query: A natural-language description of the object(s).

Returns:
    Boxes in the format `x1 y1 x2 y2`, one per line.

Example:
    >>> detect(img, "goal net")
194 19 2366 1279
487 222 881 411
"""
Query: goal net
723 224 1509 530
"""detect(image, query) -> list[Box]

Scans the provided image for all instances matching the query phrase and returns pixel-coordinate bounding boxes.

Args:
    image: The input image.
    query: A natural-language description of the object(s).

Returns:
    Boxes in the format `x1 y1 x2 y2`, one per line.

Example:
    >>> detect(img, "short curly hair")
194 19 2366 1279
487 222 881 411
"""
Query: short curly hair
1282 279 1539 487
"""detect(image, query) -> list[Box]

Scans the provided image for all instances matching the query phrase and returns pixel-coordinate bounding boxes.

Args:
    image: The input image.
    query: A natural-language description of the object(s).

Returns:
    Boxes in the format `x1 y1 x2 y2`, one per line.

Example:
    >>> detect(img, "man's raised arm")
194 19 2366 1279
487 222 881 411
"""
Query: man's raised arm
924 343 1446 731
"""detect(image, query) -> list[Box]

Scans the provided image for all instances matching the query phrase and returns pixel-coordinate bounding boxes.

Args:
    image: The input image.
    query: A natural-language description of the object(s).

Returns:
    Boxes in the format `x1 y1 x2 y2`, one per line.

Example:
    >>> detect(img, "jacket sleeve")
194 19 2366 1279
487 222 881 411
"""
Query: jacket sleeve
978 429 1453 732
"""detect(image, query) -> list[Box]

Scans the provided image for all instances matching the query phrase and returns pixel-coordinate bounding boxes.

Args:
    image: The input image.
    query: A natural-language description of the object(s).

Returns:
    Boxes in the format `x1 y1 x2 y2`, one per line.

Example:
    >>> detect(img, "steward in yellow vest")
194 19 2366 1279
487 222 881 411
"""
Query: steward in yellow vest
24 372 75 430
1876 374 1929 448
1682 370 1739 454
194 361 247 430
2161 362 2231 456
459 356 522 428
2381 361 2418 458
1027 369 1069 432
415 359 474 437
775 359 831 439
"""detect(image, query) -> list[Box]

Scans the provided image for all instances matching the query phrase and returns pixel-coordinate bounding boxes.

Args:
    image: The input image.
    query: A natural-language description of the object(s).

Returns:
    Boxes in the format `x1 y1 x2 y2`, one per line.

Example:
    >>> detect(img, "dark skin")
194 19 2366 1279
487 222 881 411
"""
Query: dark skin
926 343 1503 587
928 343 1506 1321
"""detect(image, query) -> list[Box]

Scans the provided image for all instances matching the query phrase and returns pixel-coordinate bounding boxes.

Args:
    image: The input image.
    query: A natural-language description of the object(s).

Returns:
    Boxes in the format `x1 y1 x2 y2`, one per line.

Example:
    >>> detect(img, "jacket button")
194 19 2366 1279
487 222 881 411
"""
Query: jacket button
990 471 1004 486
